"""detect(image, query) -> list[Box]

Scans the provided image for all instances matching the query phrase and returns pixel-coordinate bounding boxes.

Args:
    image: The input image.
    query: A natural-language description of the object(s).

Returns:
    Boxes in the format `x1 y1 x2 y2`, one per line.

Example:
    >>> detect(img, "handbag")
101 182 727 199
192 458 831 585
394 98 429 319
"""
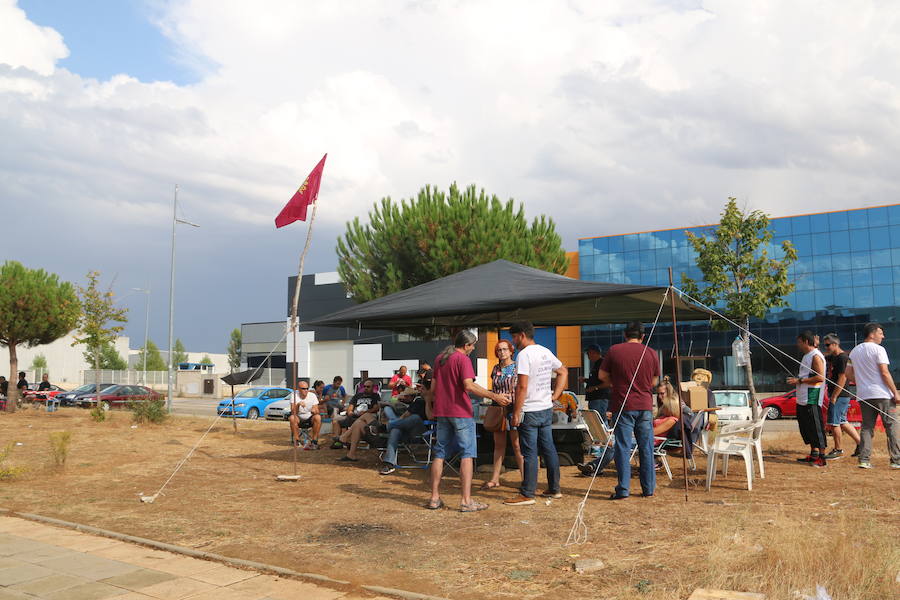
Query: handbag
483 404 507 432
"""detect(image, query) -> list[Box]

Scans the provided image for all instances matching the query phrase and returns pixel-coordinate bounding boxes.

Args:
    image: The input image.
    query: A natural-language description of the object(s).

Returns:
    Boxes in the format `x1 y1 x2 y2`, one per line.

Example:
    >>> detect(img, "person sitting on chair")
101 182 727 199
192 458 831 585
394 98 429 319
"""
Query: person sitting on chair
378 372 432 475
288 381 322 450
331 380 379 446
335 380 381 460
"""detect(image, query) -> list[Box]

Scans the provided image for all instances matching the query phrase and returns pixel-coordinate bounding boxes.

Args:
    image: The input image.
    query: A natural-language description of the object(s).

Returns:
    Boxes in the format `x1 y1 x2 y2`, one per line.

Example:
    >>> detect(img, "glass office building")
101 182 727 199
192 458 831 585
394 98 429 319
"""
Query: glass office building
578 204 900 391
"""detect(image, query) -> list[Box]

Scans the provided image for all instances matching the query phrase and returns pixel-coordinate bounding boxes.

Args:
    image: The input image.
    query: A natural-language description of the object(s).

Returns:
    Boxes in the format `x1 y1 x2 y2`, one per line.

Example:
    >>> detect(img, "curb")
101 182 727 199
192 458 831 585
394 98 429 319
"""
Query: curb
0 508 384 591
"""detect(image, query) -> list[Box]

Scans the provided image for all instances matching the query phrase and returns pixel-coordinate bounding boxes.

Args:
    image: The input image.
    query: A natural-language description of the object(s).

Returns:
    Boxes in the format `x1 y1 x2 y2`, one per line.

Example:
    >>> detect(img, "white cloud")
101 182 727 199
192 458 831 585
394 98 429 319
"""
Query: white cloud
0 0 68 76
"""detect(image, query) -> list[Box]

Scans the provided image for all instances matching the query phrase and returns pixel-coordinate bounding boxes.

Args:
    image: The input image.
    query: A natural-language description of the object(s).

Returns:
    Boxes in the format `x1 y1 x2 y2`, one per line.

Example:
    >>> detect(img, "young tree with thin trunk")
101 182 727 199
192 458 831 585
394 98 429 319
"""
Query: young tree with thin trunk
0 261 80 412
134 339 167 371
73 271 128 415
681 198 797 416
172 338 188 366
227 328 241 373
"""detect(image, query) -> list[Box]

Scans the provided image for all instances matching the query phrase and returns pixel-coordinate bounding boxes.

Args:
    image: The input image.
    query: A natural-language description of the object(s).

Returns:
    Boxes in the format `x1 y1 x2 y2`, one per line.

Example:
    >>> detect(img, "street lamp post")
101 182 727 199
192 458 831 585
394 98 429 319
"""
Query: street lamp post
131 287 151 385
167 184 199 413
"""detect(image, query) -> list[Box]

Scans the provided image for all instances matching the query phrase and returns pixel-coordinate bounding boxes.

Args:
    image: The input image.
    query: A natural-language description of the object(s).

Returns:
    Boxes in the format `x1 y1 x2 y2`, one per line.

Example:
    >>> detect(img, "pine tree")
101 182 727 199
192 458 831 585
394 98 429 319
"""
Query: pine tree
336 183 569 302
133 339 167 372
227 328 242 372
172 338 188 366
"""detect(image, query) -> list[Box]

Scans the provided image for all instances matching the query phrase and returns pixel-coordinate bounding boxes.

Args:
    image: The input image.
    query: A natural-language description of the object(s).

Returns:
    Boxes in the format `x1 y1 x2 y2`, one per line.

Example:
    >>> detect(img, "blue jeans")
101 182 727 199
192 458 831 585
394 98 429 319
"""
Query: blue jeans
588 398 609 425
518 408 560 498
382 413 425 466
434 417 477 459
613 410 655 497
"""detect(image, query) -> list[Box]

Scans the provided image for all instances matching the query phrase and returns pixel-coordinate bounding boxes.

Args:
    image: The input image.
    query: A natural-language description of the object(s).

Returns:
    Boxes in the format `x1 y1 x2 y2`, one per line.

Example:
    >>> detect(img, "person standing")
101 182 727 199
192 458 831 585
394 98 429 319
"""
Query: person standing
483 339 524 490
583 345 610 424
787 331 828 467
16 372 28 397
503 322 568 506
599 321 660 499
846 323 900 469
425 330 508 512
822 333 861 460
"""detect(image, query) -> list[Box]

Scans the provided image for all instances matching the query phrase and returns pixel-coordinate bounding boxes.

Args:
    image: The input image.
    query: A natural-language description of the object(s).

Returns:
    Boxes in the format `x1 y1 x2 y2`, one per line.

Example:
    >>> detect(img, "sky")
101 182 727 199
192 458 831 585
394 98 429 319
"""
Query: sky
2 0 900 354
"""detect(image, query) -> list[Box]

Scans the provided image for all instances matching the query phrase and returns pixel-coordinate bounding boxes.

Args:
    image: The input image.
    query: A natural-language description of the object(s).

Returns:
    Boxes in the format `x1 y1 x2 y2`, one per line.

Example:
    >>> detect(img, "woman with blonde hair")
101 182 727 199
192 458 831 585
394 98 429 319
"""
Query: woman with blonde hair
483 339 524 489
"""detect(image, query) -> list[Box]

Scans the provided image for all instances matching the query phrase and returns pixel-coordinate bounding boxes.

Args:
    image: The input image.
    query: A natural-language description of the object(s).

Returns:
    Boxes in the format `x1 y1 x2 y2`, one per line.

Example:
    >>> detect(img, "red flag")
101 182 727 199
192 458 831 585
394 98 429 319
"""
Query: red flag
275 153 327 228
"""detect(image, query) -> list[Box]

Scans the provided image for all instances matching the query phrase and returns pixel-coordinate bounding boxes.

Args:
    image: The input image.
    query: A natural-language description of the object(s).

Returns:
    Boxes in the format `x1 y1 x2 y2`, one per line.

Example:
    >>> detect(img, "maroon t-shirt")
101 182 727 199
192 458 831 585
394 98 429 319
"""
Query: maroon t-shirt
600 341 660 413
432 350 476 418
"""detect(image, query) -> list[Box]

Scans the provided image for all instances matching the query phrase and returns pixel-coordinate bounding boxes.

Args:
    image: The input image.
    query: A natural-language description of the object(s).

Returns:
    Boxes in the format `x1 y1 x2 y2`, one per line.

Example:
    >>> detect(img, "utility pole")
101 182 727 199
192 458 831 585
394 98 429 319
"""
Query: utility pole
167 185 199 413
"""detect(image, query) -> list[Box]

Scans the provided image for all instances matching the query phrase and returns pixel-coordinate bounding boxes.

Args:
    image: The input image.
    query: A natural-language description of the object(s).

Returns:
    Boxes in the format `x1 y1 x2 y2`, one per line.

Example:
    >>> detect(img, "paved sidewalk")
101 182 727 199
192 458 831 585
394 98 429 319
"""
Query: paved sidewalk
0 516 388 600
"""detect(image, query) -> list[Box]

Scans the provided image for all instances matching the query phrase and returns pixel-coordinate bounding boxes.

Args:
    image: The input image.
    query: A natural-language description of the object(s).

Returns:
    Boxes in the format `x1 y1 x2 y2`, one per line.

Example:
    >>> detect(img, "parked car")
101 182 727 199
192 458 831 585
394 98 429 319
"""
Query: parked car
23 384 67 403
761 389 862 426
75 385 162 410
711 390 755 422
217 387 292 420
56 383 115 407
265 397 294 421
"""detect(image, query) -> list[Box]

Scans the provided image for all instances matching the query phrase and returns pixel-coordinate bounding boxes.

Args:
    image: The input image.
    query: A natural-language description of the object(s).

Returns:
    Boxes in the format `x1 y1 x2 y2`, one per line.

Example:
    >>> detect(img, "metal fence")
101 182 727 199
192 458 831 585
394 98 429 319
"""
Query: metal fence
81 370 171 386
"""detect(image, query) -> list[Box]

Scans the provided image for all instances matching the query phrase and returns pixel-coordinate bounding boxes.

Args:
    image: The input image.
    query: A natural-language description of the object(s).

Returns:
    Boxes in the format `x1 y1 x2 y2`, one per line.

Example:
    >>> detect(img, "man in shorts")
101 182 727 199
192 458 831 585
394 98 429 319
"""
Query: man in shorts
288 381 322 450
787 330 827 467
322 376 347 418
822 333 860 460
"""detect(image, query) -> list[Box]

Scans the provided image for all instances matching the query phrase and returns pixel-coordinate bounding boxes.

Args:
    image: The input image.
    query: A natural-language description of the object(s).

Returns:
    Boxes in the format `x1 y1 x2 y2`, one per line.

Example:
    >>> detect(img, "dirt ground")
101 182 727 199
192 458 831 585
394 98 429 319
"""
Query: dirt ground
1 408 897 600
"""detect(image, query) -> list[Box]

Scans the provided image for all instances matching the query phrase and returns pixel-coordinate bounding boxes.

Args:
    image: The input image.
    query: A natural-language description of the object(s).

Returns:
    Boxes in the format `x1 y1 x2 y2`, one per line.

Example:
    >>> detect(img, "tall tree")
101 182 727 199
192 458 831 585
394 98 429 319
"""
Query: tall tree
0 261 80 412
134 339 167 371
29 354 48 372
227 328 241 372
83 343 128 370
172 338 188 366
337 183 569 302
681 198 797 416
73 271 128 415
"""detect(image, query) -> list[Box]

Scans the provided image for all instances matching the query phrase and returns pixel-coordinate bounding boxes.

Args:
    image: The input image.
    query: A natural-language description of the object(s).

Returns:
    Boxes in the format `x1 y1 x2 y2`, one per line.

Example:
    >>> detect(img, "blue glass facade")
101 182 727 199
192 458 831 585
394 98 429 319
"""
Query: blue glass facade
578 204 900 390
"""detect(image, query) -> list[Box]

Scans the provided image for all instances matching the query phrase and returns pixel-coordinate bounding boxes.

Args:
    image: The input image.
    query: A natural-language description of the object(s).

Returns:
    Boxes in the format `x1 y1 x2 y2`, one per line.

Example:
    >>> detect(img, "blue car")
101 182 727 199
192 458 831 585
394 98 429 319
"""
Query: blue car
217 386 292 420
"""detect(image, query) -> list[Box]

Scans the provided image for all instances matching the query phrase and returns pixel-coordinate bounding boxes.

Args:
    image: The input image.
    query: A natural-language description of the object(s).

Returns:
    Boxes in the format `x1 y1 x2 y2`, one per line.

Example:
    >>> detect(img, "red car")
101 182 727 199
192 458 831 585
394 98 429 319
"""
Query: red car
74 385 162 410
23 384 67 403
761 390 862 426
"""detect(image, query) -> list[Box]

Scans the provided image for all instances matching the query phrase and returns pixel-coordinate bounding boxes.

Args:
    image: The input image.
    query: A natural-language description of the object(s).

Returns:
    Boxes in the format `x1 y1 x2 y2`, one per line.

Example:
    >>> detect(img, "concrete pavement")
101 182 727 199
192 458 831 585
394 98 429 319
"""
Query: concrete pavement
0 516 394 600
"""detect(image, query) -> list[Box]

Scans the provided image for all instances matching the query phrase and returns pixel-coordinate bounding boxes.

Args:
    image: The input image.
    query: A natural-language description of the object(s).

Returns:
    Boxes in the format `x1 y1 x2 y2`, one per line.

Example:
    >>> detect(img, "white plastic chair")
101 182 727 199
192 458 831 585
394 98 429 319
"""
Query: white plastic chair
731 410 767 479
705 421 756 491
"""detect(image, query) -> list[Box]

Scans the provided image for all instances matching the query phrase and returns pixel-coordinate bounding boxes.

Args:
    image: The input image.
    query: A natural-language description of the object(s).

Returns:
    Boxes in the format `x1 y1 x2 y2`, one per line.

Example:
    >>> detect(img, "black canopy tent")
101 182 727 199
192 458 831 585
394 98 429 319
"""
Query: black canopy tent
305 260 713 329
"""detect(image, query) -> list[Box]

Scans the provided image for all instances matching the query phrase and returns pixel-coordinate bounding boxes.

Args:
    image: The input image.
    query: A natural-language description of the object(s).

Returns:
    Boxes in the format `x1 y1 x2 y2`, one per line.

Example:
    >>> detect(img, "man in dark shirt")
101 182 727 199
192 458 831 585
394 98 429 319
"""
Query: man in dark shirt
16 372 28 396
0 376 8 397
583 345 610 424
379 372 432 474
334 380 381 459
38 374 52 392
599 322 660 499
823 333 861 460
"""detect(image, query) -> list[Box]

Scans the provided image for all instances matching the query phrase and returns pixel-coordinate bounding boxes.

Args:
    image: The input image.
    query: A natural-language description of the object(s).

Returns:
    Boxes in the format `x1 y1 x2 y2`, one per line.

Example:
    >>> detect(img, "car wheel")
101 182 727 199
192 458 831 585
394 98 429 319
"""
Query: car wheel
766 406 781 420
247 407 260 420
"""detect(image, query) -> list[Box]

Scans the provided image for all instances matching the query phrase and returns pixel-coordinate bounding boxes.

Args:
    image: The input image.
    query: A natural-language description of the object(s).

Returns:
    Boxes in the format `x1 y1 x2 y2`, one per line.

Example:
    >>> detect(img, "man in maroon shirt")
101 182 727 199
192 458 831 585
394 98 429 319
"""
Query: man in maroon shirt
599 321 660 499
423 330 509 512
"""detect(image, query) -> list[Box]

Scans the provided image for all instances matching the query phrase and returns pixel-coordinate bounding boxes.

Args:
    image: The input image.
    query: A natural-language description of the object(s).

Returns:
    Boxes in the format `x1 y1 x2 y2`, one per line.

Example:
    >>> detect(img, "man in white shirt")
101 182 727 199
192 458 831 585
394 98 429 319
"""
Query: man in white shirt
288 381 322 450
846 322 900 469
504 321 568 506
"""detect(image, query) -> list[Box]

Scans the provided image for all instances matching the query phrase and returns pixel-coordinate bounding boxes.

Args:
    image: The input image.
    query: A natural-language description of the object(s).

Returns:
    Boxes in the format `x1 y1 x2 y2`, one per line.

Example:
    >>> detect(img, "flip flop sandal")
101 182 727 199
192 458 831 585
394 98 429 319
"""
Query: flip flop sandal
425 499 444 510
459 501 489 513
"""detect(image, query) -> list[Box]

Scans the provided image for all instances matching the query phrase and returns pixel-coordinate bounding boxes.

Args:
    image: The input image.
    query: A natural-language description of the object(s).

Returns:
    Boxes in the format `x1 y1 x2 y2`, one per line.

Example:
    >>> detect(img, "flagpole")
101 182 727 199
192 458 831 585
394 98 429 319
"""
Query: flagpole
287 199 319 477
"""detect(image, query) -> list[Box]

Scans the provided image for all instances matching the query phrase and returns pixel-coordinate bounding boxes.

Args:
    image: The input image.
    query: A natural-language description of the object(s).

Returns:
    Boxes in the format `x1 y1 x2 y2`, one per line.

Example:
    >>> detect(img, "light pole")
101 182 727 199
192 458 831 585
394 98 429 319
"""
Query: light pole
131 286 151 385
167 184 199 413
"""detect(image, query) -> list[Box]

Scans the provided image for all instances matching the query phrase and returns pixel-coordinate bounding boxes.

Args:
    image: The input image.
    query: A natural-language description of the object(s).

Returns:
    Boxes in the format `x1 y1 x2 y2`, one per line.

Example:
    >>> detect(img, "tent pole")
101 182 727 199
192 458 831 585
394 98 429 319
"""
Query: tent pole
668 267 690 503
230 383 237 433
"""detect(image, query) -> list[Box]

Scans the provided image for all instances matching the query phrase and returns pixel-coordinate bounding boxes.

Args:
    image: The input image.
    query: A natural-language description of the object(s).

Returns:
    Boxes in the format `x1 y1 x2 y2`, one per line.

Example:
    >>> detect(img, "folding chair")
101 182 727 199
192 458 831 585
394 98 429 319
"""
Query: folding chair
628 437 673 480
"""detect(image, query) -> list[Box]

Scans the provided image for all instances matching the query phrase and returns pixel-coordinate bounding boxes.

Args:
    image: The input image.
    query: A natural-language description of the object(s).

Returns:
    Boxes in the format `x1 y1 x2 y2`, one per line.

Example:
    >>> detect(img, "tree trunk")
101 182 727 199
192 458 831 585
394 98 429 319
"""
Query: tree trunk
95 344 103 414
741 316 759 419
7 342 17 413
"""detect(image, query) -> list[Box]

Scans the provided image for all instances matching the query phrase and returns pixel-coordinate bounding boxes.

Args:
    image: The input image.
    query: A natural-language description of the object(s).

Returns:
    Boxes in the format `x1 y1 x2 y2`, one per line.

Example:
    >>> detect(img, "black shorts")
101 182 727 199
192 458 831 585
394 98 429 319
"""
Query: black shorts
796 403 826 449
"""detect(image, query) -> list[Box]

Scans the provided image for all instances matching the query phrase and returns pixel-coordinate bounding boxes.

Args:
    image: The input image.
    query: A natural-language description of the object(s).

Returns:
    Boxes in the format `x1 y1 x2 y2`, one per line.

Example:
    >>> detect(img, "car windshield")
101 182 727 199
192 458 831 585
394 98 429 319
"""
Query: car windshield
235 389 266 399
714 391 749 407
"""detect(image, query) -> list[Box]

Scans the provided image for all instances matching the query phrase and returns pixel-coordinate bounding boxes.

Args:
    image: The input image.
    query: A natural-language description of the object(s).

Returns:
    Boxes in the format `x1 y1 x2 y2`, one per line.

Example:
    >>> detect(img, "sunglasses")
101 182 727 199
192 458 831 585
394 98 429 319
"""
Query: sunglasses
298 386 309 390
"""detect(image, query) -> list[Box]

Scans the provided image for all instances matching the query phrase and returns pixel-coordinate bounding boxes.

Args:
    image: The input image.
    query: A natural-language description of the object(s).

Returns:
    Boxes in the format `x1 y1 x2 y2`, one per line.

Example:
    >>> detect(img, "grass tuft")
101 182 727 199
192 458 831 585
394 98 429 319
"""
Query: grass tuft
130 399 167 425
48 431 72 467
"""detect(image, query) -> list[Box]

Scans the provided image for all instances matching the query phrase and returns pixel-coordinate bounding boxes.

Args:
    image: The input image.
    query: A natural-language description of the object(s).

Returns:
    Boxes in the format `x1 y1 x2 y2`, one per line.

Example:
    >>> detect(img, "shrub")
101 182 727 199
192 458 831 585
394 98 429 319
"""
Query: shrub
48 431 72 467
130 398 167 425
89 406 106 422
0 442 26 479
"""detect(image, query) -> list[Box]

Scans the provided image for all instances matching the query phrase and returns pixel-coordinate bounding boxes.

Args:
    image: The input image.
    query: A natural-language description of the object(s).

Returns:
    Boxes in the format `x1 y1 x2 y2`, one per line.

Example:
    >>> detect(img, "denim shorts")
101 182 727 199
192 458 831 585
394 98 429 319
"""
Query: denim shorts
827 396 851 426
434 417 477 459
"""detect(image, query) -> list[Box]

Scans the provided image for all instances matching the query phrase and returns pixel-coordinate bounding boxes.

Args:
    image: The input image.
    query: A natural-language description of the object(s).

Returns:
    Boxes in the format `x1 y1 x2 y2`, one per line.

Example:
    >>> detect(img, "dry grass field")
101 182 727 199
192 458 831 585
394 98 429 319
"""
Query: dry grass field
0 408 897 599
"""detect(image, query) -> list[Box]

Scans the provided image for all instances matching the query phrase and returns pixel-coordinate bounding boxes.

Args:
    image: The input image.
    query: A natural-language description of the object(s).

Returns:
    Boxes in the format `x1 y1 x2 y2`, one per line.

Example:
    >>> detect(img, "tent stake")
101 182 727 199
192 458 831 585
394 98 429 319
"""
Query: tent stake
669 267 690 503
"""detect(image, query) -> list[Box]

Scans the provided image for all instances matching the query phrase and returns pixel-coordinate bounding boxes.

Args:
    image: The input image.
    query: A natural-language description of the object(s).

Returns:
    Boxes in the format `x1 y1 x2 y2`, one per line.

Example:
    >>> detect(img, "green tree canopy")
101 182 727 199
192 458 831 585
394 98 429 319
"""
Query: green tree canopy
172 338 188 366
29 354 48 371
134 339 167 371
200 354 213 366
681 198 797 410
84 343 128 370
0 261 80 412
227 328 241 372
336 183 569 302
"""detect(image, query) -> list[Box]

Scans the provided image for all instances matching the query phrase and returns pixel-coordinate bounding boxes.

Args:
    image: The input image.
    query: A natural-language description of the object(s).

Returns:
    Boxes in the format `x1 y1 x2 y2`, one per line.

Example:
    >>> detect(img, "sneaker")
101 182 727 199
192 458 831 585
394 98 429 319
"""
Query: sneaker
503 495 536 506
851 445 860 457
858 461 873 469
577 462 601 477
330 440 344 450
796 454 815 462
813 456 827 468
540 490 562 499
378 463 396 475
823 449 844 460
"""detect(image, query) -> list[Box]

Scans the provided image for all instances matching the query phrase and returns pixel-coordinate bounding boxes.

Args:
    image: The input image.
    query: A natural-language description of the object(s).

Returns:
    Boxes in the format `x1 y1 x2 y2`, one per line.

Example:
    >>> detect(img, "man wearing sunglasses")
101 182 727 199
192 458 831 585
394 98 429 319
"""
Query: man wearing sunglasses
288 381 322 450
822 333 860 460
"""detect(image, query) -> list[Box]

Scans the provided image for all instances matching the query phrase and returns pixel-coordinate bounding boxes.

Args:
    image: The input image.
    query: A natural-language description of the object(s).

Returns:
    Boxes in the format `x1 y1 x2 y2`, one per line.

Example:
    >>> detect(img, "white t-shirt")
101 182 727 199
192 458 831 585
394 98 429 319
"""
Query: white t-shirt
516 343 562 412
848 342 891 400
796 349 825 406
291 391 319 420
